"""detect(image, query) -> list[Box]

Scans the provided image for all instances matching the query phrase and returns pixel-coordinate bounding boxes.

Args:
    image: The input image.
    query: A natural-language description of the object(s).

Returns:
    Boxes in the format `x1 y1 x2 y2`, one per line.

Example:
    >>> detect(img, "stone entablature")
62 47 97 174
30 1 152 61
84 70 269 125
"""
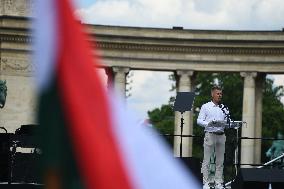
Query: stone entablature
1 16 284 73
87 24 284 41
88 25 284 73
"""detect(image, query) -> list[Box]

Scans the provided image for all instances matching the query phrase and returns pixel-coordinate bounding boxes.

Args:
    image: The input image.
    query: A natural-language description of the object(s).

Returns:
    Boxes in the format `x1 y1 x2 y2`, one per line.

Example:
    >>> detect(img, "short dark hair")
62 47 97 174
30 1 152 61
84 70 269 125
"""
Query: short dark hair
211 85 222 92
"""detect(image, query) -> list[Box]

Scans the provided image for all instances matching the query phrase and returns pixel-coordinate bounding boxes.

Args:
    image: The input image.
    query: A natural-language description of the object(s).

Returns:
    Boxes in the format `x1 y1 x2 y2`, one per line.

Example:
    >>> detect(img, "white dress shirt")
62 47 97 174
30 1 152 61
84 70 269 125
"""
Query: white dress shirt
197 101 229 133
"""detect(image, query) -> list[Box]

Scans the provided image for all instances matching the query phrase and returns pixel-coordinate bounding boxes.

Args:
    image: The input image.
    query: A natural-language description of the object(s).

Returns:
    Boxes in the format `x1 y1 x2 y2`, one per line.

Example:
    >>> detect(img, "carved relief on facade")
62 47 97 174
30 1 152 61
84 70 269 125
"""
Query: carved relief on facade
0 0 34 17
0 57 35 74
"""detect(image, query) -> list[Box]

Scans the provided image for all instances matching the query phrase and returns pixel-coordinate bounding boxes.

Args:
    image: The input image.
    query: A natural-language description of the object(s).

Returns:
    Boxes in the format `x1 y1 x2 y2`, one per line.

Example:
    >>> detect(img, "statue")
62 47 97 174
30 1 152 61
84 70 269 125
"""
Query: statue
266 132 284 168
0 80 7 108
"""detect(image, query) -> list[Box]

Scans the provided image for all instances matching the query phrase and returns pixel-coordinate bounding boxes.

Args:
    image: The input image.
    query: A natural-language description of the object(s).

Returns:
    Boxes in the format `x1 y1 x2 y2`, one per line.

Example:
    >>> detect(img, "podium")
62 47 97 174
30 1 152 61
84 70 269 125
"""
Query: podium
173 92 195 157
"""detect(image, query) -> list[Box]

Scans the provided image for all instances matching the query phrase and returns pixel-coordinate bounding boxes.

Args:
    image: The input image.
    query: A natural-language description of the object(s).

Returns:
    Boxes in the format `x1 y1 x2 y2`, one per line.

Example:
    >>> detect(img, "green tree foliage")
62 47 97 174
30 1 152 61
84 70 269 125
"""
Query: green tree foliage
262 78 284 162
147 104 175 146
263 79 284 137
147 104 174 135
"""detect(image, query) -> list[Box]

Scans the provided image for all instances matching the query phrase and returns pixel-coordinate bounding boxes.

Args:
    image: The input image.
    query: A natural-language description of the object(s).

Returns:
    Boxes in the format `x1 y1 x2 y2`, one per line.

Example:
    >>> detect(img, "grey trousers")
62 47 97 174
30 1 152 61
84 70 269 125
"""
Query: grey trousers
201 132 226 184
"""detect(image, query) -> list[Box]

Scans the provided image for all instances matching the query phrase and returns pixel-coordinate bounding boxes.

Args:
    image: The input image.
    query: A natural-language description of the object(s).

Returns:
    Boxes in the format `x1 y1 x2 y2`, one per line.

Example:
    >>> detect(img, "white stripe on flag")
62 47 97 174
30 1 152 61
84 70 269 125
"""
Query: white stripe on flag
110 94 200 189
33 0 58 92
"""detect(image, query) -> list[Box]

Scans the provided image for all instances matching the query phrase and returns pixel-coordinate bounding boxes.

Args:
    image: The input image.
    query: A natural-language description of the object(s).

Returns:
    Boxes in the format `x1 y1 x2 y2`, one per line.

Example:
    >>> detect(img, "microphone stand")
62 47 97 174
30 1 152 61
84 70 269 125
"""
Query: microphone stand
218 103 246 176
218 104 231 127
180 113 184 157
218 103 236 176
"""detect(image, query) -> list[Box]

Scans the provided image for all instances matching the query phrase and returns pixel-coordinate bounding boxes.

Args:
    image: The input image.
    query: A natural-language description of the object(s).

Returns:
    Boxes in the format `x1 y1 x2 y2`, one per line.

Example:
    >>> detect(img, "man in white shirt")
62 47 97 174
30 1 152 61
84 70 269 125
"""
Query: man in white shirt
197 86 229 189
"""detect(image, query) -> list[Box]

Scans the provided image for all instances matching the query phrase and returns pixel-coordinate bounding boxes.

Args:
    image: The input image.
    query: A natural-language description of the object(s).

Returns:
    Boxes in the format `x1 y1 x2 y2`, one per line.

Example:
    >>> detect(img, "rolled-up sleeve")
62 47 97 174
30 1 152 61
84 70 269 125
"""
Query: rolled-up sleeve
197 105 209 127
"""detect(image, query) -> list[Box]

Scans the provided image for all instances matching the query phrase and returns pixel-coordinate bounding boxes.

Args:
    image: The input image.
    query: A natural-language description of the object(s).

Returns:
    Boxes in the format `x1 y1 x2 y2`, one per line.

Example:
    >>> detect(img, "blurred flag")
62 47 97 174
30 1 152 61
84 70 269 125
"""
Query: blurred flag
33 0 200 189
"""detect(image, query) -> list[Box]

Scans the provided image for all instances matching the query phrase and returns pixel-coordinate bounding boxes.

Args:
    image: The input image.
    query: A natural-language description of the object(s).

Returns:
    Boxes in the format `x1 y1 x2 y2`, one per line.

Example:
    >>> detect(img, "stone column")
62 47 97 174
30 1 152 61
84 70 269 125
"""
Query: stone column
174 70 194 157
104 67 114 90
240 72 257 167
112 67 130 97
254 73 265 164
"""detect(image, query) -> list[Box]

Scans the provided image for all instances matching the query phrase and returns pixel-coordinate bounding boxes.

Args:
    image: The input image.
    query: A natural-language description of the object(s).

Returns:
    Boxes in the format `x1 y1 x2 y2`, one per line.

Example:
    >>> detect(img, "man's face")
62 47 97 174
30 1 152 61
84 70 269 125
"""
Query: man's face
211 89 222 104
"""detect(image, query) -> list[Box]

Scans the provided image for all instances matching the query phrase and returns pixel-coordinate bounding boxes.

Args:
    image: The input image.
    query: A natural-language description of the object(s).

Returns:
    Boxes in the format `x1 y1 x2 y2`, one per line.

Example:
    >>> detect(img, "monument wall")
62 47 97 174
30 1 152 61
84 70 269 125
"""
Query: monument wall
0 0 36 132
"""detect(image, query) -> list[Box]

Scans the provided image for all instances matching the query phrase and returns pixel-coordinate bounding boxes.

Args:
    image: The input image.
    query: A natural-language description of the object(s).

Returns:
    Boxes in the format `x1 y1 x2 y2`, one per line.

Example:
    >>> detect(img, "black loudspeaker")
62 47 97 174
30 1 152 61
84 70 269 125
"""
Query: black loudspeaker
0 133 12 182
11 152 41 183
177 157 202 184
232 168 284 189
0 184 43 189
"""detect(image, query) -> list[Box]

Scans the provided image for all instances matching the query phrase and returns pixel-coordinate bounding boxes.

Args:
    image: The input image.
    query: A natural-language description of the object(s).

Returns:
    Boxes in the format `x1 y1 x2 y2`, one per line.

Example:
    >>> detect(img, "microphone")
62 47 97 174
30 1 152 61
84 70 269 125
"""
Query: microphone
218 104 228 114
218 103 231 125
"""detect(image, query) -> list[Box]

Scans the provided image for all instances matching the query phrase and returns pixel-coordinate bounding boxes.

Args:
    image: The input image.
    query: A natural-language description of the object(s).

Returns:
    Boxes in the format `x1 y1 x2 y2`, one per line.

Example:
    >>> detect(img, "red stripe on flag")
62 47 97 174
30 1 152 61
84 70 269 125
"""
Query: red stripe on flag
55 0 133 188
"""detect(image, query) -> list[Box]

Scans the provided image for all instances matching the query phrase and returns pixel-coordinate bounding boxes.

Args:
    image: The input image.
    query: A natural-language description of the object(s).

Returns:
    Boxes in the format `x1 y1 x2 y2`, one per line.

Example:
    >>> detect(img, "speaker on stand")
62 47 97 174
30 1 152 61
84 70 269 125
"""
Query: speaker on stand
231 168 284 189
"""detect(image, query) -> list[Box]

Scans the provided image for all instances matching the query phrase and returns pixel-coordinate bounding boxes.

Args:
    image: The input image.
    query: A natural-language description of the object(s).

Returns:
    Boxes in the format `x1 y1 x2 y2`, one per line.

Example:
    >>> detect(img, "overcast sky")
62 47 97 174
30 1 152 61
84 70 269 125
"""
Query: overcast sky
75 0 284 119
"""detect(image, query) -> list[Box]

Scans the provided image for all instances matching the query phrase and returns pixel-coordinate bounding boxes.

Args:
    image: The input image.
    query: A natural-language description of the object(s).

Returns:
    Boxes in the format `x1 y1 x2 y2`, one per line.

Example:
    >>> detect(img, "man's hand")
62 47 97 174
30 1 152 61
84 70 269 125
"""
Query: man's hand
207 120 216 128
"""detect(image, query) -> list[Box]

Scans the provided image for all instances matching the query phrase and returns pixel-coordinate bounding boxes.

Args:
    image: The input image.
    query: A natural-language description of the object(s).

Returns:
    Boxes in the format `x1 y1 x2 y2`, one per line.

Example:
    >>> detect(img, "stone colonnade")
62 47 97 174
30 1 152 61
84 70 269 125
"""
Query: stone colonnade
104 66 265 166
1 2 283 167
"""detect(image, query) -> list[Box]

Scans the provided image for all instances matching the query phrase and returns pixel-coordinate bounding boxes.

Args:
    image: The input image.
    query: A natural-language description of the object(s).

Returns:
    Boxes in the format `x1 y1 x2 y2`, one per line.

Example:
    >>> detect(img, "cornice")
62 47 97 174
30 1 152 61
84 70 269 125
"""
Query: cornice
1 34 284 56
94 34 284 44
0 15 31 20
0 34 31 43
95 42 284 55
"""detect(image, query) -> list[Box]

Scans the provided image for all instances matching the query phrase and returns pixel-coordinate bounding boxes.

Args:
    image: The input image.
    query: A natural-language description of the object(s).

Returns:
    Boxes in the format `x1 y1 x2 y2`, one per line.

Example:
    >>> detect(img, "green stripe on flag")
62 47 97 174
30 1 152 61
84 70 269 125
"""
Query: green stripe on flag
38 79 85 189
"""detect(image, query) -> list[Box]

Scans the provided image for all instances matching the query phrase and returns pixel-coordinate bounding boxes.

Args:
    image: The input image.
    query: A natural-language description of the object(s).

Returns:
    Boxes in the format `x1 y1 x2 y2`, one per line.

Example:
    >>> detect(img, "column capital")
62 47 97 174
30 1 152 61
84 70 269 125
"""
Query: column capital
176 70 194 77
112 66 130 74
240 72 257 78
104 67 113 75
